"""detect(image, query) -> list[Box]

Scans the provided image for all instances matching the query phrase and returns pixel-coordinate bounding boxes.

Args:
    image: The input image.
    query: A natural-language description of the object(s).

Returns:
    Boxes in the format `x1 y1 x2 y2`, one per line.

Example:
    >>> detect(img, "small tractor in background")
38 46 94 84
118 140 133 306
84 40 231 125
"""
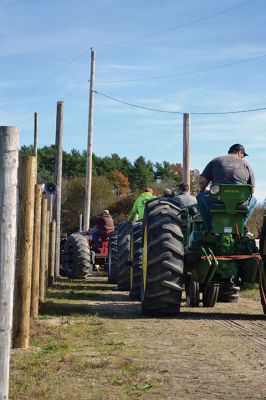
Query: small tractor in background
62 228 110 279
139 184 266 316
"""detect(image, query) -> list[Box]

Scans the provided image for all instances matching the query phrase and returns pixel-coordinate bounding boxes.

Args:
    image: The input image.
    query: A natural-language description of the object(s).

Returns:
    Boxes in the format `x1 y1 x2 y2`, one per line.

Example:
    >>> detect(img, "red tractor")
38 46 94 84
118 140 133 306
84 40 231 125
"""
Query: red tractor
62 228 110 279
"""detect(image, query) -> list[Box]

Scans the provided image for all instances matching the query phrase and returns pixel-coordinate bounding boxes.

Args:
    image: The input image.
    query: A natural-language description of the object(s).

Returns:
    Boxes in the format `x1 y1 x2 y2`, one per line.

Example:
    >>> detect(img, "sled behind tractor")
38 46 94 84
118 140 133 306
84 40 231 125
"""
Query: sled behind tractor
140 184 266 316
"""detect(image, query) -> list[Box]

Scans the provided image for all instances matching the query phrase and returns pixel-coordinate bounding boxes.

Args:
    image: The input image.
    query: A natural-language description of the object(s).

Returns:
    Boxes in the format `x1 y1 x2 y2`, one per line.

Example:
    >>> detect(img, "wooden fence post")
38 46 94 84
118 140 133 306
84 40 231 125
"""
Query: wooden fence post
30 184 42 317
45 209 50 288
0 126 19 400
79 214 83 231
48 220 56 287
13 156 36 349
39 198 48 303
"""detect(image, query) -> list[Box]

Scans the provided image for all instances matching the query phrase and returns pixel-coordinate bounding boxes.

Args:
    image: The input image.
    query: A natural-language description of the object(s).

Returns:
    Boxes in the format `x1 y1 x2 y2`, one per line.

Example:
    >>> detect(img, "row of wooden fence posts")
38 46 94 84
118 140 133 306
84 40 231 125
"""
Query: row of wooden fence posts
12 156 57 349
0 128 58 400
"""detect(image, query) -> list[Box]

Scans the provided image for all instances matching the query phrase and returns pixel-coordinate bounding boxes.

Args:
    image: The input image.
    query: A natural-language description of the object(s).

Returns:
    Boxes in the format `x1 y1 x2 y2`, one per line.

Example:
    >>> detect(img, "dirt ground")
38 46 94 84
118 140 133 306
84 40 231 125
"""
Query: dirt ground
10 277 266 400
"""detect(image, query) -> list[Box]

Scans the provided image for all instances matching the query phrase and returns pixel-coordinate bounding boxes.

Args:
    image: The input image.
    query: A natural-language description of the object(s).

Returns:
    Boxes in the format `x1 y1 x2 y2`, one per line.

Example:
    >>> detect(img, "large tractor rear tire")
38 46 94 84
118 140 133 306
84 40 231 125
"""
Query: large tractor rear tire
63 233 91 279
108 230 118 283
141 198 184 316
202 284 219 307
259 219 266 314
218 281 240 303
129 222 143 300
117 222 131 291
259 281 266 315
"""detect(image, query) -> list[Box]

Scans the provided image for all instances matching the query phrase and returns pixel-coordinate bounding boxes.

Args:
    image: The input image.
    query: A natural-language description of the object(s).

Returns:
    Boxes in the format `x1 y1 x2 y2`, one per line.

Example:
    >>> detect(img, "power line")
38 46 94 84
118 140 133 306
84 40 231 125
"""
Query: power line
18 81 88 127
94 90 266 115
0 0 255 109
0 53 89 112
96 53 266 83
94 0 256 48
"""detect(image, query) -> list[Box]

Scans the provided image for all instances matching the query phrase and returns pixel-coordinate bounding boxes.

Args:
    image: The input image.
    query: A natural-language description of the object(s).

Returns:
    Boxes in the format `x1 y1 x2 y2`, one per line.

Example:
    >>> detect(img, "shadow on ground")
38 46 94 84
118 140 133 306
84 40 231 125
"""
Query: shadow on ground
52 278 113 292
40 300 142 319
44 277 265 320
40 300 265 321
46 290 129 302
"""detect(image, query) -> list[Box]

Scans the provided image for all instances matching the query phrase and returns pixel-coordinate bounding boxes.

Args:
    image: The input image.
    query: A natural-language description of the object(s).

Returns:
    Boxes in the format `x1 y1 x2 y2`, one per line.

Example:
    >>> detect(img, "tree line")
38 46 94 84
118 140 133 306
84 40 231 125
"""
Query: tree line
20 145 199 191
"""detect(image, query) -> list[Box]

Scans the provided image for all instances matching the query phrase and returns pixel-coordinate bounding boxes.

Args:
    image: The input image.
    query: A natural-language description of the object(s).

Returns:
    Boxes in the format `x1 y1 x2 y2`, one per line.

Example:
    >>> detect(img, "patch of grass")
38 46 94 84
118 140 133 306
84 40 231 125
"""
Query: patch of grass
241 282 260 295
40 342 68 355
38 314 54 320
131 381 153 393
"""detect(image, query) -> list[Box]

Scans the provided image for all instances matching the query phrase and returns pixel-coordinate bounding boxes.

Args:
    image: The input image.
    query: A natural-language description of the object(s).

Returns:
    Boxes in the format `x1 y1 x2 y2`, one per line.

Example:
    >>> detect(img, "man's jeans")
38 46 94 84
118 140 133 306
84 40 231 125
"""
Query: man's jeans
196 191 257 231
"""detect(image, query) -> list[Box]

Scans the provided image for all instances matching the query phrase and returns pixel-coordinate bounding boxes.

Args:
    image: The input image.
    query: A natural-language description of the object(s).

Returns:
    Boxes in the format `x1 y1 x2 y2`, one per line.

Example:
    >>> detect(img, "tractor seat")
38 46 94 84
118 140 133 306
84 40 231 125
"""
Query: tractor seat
235 202 249 210
210 201 224 210
210 200 249 210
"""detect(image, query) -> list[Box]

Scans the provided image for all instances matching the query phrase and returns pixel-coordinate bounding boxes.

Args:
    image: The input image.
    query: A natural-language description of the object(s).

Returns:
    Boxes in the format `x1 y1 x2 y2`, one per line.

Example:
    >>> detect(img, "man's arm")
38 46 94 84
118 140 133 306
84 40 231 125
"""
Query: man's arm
199 160 212 192
199 176 209 192
246 163 255 193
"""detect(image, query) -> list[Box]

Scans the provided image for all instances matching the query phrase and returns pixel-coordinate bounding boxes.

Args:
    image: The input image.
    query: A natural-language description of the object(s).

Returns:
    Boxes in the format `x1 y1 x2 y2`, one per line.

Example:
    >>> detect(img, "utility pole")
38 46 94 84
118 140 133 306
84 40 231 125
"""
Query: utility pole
54 101 64 277
84 49 96 231
0 126 19 400
182 113 190 192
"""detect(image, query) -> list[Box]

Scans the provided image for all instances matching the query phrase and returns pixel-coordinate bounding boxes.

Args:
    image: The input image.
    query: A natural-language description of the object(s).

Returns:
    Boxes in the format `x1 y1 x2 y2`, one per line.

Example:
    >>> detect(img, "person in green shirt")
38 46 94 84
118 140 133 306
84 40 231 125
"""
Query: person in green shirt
129 188 155 223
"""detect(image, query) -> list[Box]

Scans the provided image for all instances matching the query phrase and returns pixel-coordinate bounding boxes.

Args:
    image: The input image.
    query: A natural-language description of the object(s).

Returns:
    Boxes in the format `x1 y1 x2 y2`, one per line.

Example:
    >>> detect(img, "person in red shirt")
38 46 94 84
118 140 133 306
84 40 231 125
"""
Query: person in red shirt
92 210 114 248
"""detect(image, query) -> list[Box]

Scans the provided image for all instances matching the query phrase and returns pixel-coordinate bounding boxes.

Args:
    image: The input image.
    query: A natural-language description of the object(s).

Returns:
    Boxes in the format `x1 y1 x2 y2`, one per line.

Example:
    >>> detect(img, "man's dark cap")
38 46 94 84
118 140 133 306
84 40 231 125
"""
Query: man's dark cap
228 144 248 157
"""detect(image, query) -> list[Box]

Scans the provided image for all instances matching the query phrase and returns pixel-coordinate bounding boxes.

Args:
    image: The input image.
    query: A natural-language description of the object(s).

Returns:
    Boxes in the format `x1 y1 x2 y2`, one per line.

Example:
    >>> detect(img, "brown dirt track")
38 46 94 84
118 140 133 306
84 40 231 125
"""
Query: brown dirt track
10 277 266 400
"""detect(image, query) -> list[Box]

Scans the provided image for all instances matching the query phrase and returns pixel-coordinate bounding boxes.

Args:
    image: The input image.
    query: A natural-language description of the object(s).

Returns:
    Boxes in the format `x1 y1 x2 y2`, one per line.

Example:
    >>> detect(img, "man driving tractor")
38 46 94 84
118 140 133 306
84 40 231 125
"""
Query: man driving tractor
197 143 256 231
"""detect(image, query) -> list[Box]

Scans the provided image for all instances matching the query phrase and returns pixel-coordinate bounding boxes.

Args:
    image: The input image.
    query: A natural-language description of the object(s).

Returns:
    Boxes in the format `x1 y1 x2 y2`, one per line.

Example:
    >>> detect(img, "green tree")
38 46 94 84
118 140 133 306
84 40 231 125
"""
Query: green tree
20 145 34 156
131 156 154 190
61 175 116 234
154 161 177 181
92 153 132 178
61 177 85 234
63 149 87 177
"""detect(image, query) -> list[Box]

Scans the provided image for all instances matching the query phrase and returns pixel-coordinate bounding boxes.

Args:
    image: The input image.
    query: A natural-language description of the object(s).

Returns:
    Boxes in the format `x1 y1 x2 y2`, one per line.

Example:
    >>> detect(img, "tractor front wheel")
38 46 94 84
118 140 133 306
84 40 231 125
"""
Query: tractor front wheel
185 277 200 307
202 284 219 307
218 281 240 303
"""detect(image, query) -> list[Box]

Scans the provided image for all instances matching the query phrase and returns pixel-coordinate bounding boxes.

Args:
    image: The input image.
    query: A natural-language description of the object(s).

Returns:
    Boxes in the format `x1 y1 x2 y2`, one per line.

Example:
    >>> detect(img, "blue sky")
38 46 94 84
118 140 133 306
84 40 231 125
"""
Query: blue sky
0 0 266 200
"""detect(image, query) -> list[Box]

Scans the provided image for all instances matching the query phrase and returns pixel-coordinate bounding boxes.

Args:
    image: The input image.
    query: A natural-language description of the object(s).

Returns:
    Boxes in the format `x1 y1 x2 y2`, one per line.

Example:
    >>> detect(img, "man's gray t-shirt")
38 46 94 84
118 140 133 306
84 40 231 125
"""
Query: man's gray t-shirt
201 155 255 188
173 192 197 208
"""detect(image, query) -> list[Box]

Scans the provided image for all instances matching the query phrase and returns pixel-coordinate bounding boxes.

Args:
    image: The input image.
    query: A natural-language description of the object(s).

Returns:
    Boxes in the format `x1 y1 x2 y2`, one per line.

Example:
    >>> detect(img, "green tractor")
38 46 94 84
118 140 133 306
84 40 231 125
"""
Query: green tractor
141 184 266 316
